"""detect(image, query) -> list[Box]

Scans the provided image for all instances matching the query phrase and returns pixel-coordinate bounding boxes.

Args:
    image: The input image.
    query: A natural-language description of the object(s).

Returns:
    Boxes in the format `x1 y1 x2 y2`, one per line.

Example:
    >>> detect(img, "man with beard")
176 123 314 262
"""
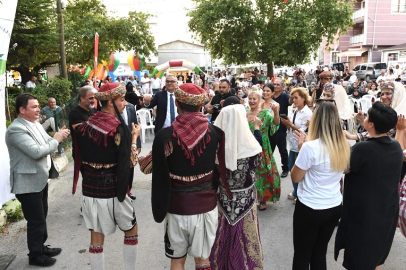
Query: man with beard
69 85 97 158
205 79 234 123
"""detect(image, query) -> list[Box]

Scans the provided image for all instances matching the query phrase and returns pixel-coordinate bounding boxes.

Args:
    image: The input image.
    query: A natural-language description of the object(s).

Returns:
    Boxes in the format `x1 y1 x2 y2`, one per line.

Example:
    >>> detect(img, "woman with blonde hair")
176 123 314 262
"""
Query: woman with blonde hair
280 87 312 204
247 91 280 211
291 101 350 269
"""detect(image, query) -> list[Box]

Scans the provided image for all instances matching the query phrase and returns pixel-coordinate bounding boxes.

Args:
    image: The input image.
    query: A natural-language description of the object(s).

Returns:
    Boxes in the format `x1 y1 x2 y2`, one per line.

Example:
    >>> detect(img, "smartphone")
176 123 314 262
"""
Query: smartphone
280 114 288 119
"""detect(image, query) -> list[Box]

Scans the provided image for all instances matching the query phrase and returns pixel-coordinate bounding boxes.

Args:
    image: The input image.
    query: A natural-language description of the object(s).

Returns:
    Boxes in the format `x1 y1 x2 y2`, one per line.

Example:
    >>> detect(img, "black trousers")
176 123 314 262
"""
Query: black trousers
16 184 49 260
270 131 289 172
129 167 135 190
293 199 342 270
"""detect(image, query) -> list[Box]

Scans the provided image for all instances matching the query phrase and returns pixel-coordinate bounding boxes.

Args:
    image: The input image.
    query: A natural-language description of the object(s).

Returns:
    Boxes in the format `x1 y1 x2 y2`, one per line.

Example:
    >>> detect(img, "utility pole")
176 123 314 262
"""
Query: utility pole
57 0 68 80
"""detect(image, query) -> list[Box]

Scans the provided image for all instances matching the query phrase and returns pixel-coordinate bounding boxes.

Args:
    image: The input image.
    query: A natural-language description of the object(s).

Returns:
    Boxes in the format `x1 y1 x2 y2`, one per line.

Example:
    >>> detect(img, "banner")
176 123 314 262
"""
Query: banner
0 0 18 206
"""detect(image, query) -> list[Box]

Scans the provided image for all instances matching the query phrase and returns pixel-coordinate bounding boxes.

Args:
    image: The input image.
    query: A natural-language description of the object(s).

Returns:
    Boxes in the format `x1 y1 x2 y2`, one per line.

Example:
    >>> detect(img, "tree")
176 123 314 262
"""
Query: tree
7 0 157 84
187 0 354 77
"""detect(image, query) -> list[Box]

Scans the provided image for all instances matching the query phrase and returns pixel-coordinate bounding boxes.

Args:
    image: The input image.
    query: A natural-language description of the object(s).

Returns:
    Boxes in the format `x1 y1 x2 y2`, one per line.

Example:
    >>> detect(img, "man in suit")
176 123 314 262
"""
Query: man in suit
6 93 70 267
121 102 141 199
143 73 178 134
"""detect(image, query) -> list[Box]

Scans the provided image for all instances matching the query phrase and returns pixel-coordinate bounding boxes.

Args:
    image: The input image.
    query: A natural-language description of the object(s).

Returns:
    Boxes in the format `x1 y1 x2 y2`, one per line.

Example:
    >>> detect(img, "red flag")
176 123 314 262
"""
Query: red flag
94 32 99 90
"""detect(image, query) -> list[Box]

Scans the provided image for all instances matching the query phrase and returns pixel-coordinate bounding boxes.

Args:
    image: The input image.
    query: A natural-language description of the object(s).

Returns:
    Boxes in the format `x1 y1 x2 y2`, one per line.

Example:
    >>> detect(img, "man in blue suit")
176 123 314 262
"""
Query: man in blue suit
143 74 178 134
121 103 141 200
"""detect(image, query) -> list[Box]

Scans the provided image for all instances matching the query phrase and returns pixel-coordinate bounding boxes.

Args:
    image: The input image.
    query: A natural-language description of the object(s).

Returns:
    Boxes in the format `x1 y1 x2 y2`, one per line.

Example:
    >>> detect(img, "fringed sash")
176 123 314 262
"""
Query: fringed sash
172 112 211 166
79 111 120 147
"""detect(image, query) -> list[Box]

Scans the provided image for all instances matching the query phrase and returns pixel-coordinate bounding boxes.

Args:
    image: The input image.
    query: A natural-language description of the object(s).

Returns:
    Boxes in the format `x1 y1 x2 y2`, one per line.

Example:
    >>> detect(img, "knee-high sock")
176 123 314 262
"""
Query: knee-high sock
123 235 138 270
89 245 104 270
196 263 212 270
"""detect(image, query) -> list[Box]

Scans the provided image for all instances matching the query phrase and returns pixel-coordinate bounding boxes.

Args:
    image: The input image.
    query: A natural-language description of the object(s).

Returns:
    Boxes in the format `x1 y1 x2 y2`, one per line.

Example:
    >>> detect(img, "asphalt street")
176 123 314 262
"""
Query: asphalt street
1 134 406 270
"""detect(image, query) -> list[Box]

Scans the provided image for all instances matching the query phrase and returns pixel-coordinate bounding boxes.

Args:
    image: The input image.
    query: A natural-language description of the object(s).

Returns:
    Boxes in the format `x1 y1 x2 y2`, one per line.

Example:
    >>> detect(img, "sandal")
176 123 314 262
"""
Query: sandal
259 202 267 211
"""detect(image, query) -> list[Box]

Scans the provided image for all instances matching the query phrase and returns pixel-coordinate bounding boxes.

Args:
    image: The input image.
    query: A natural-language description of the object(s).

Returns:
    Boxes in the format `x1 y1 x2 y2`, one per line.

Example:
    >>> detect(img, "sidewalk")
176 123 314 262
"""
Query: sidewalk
1 138 406 270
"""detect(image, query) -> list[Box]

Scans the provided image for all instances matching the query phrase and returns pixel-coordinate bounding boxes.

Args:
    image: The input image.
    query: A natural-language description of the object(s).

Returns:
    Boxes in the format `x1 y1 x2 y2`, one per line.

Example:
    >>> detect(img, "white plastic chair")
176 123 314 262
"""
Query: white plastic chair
136 109 155 143
362 94 376 103
358 98 372 113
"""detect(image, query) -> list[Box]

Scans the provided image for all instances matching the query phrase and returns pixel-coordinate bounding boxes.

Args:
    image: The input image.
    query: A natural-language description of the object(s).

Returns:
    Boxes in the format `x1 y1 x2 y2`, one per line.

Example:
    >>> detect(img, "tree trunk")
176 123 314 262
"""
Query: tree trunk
267 63 274 78
18 67 33 86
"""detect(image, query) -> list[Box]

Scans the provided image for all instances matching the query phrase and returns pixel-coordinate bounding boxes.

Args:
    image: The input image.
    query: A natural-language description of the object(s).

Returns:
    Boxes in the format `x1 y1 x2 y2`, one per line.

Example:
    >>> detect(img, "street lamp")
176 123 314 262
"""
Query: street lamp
57 0 67 80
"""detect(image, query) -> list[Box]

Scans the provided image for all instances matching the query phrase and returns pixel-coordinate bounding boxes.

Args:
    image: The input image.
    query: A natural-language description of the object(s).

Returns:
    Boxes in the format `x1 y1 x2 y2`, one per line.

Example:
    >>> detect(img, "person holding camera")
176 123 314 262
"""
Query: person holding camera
205 79 234 123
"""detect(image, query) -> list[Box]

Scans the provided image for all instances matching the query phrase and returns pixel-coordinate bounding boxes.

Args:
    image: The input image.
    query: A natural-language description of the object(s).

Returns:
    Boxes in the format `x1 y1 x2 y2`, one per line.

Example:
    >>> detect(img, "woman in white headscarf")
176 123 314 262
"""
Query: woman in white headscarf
320 83 352 126
210 101 264 270
345 81 406 141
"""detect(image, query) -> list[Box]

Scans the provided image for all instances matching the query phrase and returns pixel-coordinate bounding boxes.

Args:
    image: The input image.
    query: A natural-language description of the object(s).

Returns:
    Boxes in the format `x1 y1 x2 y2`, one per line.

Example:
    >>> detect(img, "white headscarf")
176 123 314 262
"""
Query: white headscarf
322 84 352 120
214 104 262 171
391 82 406 115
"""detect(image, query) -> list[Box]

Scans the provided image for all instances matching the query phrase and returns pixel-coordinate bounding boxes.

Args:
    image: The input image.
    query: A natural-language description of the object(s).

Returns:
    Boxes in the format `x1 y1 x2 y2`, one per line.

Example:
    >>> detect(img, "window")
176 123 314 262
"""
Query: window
331 52 340 63
367 66 374 71
360 65 367 70
388 53 399 61
374 63 387 69
392 0 406 13
353 65 360 71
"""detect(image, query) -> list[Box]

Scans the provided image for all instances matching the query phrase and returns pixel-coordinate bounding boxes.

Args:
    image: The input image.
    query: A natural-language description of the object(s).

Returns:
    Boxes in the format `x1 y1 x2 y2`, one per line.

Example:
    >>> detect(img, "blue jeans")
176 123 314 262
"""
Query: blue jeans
288 150 299 197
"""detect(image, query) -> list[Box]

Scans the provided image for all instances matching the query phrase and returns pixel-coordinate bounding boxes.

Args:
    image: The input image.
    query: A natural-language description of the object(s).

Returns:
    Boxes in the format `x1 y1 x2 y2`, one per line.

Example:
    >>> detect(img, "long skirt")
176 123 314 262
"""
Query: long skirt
210 206 264 270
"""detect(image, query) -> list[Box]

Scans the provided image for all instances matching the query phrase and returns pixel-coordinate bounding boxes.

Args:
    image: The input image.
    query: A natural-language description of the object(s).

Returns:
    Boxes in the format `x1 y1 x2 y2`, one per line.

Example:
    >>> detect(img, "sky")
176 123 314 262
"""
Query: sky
103 0 196 46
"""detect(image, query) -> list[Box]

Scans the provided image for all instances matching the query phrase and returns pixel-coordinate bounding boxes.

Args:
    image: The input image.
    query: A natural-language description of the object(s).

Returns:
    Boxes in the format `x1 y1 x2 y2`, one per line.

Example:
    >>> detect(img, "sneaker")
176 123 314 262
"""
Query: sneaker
29 255 56 267
287 193 297 200
129 194 136 200
281 171 289 178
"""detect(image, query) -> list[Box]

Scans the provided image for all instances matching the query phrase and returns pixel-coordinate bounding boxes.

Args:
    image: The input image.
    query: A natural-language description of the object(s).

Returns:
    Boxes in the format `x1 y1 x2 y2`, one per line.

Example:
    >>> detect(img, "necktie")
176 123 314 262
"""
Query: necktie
170 94 175 124
292 110 298 125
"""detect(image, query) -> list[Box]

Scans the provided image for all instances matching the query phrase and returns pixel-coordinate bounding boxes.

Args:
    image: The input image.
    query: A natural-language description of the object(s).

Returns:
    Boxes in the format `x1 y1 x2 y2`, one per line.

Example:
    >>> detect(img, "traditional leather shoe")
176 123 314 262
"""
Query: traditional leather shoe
129 194 136 200
281 171 289 178
42 245 62 257
29 255 56 267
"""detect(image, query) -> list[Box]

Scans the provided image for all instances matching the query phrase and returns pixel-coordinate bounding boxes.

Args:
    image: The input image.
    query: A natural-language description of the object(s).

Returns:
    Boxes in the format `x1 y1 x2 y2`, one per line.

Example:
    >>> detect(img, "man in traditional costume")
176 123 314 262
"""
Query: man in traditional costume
151 83 231 270
72 83 141 270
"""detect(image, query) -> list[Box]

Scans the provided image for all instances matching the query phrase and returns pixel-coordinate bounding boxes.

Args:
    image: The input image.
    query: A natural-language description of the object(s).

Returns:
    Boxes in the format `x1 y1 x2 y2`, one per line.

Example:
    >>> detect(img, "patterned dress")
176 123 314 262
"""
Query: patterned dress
210 154 264 270
248 109 280 202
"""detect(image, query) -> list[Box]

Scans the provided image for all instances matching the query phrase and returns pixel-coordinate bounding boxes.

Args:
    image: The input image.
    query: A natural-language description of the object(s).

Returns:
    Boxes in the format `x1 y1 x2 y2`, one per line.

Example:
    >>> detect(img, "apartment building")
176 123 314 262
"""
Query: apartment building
320 0 406 69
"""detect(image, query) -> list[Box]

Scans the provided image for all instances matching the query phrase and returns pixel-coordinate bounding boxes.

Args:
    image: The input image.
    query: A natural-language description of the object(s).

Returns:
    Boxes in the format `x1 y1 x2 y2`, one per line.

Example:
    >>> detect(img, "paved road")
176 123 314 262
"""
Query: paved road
1 135 406 270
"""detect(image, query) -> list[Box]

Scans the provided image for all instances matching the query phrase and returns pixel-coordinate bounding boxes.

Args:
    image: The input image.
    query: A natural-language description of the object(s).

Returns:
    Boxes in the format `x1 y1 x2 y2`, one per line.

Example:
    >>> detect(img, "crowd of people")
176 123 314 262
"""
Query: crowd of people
5 64 406 270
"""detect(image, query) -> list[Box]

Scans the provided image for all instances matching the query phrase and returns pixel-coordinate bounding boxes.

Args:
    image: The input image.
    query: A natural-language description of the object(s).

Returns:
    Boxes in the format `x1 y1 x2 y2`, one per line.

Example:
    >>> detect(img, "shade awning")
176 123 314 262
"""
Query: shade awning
338 49 368 57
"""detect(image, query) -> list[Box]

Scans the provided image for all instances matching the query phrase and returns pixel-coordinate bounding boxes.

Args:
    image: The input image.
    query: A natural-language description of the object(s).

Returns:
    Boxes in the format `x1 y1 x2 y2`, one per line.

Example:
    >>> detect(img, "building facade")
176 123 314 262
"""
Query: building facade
320 0 406 69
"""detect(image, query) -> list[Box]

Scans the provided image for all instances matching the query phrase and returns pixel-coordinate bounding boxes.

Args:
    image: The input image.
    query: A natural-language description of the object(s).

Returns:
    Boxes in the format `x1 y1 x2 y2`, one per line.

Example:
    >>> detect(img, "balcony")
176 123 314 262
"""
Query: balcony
352 8 365 20
350 34 364 45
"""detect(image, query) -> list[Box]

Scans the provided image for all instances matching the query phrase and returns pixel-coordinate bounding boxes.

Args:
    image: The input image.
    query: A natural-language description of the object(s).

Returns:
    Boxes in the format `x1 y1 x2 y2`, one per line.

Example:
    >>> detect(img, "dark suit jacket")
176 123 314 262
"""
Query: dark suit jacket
144 90 168 134
125 103 142 148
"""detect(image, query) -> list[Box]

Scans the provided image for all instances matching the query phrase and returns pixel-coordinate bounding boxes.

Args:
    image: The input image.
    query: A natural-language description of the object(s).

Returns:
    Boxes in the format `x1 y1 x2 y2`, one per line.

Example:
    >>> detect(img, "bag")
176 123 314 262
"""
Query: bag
138 151 152 174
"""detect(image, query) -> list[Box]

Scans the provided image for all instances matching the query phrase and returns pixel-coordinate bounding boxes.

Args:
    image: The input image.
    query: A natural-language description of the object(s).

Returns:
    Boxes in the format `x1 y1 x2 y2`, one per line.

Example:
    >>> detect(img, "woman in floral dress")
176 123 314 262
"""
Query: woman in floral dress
247 91 280 210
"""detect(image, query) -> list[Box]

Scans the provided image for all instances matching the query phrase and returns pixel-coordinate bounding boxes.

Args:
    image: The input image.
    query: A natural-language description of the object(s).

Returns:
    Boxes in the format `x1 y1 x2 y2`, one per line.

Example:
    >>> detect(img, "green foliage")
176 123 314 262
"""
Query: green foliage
7 0 58 82
7 0 157 83
67 71 85 96
31 78 72 109
5 204 24 222
188 0 354 71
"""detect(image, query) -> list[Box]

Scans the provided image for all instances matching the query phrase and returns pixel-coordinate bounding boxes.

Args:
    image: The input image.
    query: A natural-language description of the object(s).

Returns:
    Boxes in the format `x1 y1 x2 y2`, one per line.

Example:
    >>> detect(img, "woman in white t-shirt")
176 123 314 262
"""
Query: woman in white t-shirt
290 101 350 270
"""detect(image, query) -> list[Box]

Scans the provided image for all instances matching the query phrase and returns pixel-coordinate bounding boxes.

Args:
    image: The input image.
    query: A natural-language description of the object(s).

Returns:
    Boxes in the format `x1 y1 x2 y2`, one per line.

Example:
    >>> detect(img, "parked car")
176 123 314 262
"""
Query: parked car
353 62 387 81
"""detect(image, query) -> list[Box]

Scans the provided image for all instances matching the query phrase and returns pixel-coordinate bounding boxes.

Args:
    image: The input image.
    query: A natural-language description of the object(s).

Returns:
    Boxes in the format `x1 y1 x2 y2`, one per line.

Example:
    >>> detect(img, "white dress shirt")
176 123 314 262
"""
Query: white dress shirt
22 118 52 170
288 105 312 152
163 91 178 128
26 81 36 88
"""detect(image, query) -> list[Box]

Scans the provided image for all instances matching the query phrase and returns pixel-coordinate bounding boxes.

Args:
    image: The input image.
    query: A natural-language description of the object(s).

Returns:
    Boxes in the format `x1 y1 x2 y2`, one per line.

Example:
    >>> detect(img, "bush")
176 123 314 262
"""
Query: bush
31 77 72 109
